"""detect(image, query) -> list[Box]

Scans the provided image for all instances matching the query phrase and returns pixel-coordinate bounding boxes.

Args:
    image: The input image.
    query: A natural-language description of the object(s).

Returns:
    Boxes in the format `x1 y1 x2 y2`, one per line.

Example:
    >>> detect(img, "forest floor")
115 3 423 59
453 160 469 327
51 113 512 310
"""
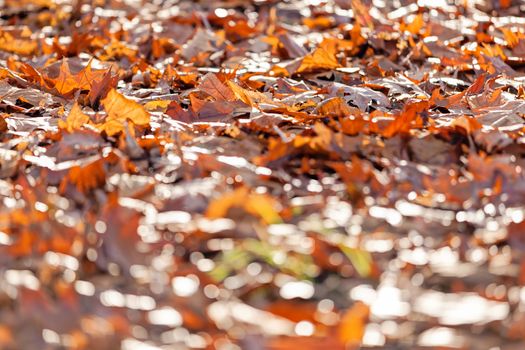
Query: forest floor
1 0 525 349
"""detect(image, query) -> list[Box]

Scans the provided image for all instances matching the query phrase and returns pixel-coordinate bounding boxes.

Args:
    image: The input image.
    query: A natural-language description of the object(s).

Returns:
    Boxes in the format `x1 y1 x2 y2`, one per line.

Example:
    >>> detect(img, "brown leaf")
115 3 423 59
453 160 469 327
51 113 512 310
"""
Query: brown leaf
199 73 236 101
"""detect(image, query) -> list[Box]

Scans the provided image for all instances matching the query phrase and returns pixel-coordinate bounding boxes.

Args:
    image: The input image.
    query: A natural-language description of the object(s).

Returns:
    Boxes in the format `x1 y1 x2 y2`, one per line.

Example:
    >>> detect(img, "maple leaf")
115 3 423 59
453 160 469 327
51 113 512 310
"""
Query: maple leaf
44 59 108 98
86 68 119 107
188 73 251 120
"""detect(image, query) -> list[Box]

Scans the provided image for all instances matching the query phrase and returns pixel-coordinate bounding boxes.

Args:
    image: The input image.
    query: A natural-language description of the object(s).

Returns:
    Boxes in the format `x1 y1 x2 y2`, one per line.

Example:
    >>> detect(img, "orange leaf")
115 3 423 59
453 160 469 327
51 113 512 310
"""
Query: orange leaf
297 47 341 74
9 231 34 257
500 0 511 8
46 60 108 97
351 0 374 29
67 159 106 193
382 100 429 137
226 80 277 107
338 301 369 345
86 68 119 106
401 13 425 35
206 187 281 224
0 29 37 56
59 103 91 132
0 115 7 132
0 325 12 347
100 89 150 136
317 97 352 118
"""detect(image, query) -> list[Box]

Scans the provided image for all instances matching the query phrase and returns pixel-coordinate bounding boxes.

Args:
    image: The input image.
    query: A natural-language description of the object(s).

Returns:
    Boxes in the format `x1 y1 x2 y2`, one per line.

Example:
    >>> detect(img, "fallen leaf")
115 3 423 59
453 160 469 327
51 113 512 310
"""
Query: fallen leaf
338 302 369 345
100 89 150 136
59 103 91 132
297 47 341 74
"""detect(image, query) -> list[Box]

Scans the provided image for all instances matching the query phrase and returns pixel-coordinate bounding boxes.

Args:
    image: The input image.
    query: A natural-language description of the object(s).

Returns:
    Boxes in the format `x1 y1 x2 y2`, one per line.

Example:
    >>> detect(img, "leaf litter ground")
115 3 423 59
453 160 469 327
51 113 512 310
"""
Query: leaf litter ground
1 0 525 349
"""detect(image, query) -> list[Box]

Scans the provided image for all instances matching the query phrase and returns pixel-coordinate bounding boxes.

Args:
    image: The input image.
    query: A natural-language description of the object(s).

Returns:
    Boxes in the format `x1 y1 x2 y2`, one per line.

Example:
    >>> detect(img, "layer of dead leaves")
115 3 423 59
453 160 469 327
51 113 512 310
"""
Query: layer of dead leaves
1 0 525 349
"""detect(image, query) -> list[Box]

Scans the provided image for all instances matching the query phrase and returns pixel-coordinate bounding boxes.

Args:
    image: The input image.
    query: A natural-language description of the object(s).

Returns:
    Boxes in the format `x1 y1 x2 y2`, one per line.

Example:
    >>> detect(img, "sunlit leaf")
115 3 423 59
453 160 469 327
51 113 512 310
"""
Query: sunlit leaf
100 88 150 135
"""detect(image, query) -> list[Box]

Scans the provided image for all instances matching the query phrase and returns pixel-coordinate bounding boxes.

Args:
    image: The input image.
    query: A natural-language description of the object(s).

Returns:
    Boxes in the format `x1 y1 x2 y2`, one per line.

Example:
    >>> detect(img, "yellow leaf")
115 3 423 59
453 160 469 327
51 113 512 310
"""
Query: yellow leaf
339 245 372 277
144 99 171 111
